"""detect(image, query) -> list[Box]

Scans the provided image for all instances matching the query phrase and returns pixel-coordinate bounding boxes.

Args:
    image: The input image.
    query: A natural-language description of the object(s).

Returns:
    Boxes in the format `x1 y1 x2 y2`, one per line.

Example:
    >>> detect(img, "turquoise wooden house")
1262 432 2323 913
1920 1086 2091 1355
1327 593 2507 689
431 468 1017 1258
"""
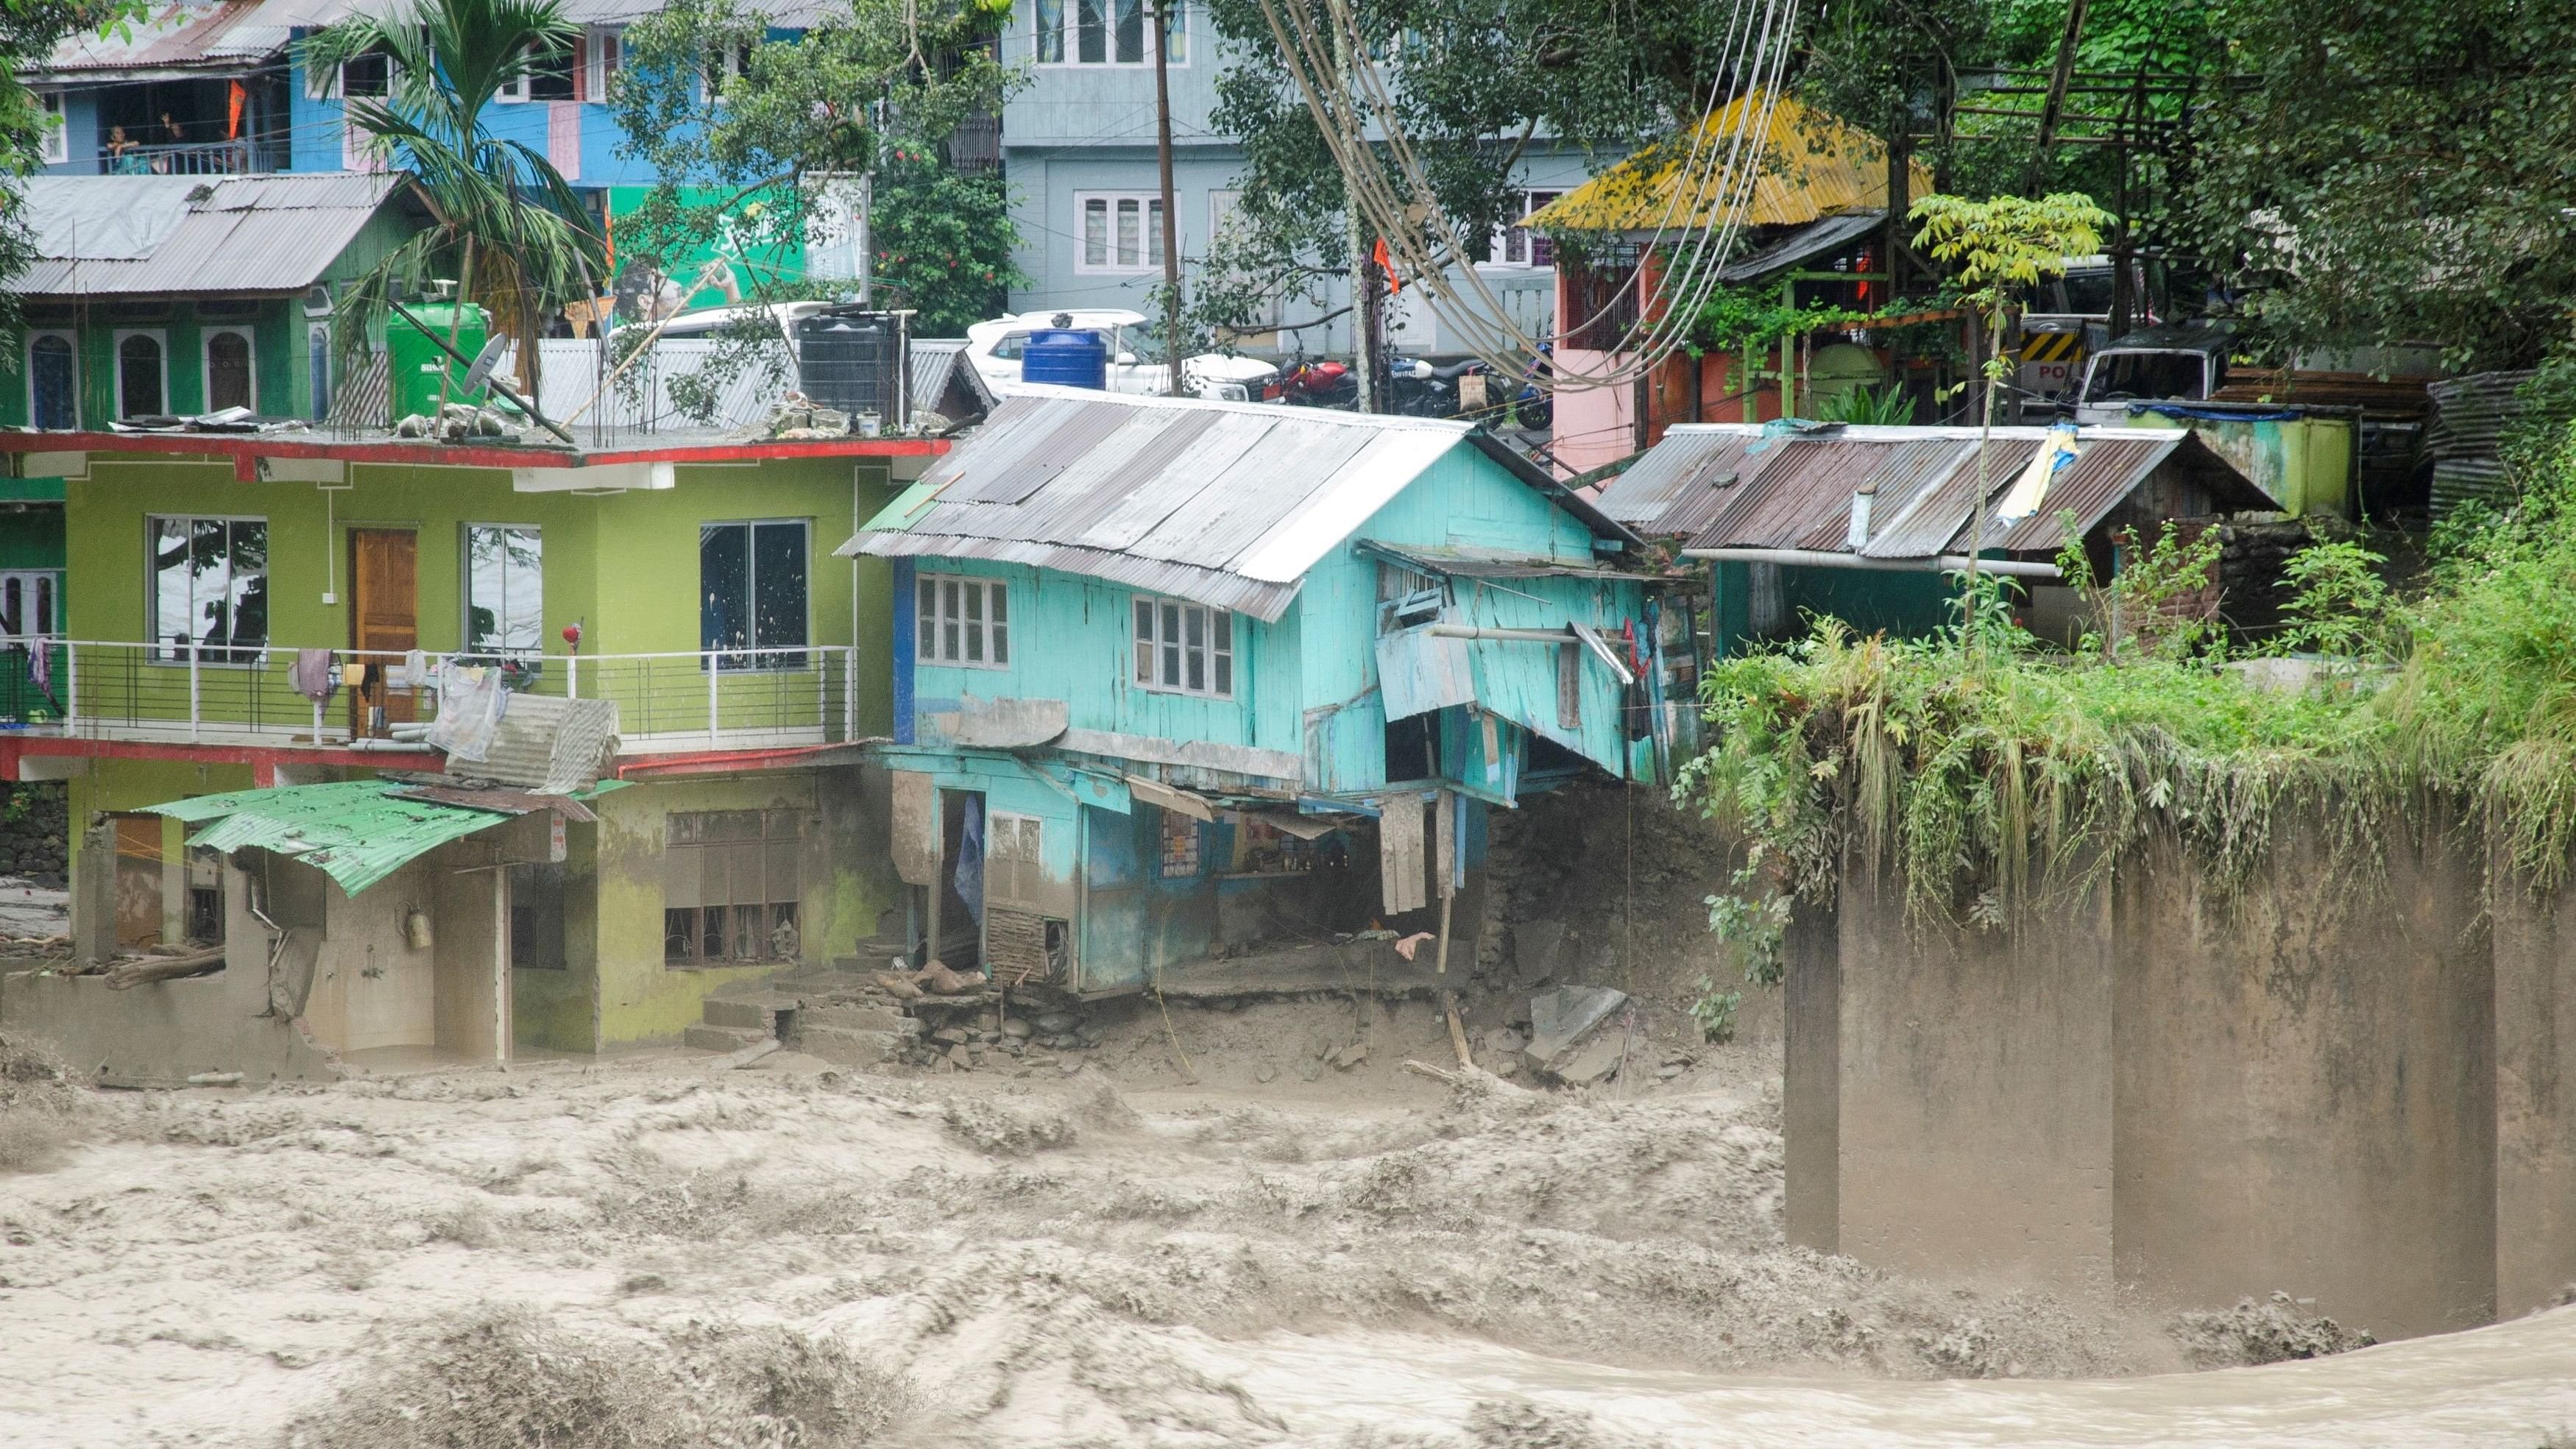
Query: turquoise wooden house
841 391 1654 996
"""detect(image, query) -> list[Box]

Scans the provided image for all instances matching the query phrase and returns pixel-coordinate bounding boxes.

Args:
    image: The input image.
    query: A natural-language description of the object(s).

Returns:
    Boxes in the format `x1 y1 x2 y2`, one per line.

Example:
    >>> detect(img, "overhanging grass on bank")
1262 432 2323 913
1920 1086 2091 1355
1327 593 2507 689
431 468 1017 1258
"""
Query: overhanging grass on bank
1680 421 2576 978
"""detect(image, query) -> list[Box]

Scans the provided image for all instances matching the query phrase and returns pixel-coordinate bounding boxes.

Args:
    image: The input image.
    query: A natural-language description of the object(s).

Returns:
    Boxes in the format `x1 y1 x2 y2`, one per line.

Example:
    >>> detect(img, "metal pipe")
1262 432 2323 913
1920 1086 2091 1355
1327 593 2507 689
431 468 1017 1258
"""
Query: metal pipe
1423 624 1585 645
1681 547 2062 580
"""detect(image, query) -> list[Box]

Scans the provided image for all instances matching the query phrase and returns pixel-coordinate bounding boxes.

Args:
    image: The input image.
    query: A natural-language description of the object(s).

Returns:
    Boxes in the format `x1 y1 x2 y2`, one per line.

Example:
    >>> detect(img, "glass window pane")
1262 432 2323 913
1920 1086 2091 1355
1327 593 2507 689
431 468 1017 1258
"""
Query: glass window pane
1213 651 1231 697
665 908 694 959
29 336 75 430
700 523 748 654
1076 0 1105 62
941 579 960 660
701 904 726 959
502 528 541 655
226 520 267 653
1161 603 1181 686
991 618 1008 665
1114 0 1143 61
1083 197 1107 266
963 583 984 662
1036 0 1064 60
151 517 191 656
1164 0 1185 61
751 522 806 659
1183 606 1203 649
120 335 163 417
917 575 937 659
1148 199 1164 265
206 331 252 411
1117 199 1139 269
1135 598 1153 681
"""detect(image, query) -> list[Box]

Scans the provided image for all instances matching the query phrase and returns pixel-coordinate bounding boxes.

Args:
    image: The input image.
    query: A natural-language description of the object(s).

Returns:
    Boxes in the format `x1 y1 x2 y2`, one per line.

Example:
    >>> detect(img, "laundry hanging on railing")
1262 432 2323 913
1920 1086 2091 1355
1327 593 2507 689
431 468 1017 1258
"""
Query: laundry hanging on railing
423 662 506 762
288 648 337 706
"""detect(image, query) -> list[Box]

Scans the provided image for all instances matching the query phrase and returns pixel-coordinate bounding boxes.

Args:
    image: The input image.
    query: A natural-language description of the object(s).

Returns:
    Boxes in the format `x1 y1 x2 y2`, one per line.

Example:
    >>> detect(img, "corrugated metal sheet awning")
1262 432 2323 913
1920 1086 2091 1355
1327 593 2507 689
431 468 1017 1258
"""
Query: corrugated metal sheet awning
148 780 526 896
16 173 414 298
840 392 1630 623
1718 210 1888 283
1354 539 1657 582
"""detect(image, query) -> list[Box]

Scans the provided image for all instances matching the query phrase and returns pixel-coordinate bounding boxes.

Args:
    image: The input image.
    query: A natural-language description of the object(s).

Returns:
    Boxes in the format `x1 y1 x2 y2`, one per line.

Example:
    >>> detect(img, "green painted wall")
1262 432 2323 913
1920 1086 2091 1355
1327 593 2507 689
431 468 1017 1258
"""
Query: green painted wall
7 301 311 428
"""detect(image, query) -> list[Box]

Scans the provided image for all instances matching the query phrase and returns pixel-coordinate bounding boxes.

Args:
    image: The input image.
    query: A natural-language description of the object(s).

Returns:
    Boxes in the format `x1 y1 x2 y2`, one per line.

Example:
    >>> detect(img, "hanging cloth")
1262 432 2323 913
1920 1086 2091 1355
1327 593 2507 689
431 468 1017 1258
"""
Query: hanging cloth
288 648 336 705
954 797 986 927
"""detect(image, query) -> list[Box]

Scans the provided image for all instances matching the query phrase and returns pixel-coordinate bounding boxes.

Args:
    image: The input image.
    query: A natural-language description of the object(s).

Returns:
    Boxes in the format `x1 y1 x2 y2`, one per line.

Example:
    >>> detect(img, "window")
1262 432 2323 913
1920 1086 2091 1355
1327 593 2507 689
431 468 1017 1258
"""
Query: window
587 26 622 97
203 329 254 412
700 520 807 669
464 525 542 662
1132 595 1233 697
307 324 333 420
1158 808 1200 877
338 45 392 99
149 516 266 663
509 862 567 968
26 333 76 430
0 571 61 637
916 573 1010 667
1487 191 1563 268
702 38 755 99
36 91 65 166
1560 249 1641 351
499 39 576 101
1037 0 1183 65
1078 193 1164 273
662 809 801 966
115 331 165 418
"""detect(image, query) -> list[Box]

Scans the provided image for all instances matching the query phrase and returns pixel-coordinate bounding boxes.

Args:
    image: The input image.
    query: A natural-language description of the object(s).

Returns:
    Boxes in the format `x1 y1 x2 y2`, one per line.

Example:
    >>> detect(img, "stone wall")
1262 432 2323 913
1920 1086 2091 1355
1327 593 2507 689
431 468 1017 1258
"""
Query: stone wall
1792 804 2566 1342
0 781 68 882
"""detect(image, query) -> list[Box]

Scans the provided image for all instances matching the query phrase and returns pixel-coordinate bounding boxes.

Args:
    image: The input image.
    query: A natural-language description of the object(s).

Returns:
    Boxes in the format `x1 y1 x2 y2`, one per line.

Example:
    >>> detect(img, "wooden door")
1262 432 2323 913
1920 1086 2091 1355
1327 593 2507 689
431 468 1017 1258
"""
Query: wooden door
111 813 166 948
348 528 418 737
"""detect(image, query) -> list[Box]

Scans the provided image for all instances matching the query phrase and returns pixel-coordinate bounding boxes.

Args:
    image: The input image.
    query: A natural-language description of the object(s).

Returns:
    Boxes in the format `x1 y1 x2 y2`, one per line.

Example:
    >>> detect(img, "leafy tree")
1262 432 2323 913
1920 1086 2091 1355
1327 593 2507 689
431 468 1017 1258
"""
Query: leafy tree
608 0 1016 322
2170 0 2576 369
1910 191 2109 598
303 0 606 392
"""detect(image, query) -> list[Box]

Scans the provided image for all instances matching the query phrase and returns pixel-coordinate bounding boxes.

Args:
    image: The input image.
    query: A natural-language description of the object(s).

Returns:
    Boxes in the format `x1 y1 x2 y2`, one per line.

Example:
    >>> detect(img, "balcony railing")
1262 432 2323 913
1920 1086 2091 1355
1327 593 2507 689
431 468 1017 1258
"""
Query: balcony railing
0 640 863 755
100 138 281 176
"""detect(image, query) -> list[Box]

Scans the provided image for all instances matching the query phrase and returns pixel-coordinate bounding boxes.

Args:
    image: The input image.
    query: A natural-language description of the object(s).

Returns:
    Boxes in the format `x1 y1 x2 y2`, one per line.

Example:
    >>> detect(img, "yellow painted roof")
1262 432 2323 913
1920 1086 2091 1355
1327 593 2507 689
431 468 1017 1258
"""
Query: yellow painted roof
1525 91 1933 233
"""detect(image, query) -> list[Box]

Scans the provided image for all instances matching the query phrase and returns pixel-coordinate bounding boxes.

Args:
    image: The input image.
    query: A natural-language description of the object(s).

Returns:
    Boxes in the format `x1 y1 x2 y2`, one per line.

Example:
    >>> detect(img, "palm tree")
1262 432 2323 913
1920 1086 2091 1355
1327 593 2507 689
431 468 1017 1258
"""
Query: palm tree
303 0 606 400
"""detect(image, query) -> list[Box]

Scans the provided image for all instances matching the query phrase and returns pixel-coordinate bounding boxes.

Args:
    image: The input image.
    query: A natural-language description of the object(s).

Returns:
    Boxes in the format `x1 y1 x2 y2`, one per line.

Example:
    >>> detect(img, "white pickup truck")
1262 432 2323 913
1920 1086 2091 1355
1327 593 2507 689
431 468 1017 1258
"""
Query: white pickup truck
964 308 1278 400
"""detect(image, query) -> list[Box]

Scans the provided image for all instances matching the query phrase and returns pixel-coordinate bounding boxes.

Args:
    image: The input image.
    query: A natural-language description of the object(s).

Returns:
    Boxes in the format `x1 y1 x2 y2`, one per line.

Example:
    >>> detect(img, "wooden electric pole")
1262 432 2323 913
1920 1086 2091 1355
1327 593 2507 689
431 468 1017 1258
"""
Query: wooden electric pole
1152 0 1185 396
1332 17 1375 413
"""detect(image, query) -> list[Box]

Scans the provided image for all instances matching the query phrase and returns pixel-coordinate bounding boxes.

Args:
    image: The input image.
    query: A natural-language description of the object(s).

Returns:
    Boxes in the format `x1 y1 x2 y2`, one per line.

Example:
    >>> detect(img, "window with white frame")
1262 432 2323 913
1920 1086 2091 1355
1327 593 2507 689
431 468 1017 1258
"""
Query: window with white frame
1034 0 1184 65
916 573 1009 667
0 570 62 638
1487 191 1563 268
336 43 393 98
1077 192 1164 273
700 520 807 670
149 515 267 663
464 524 543 662
36 91 66 165
306 323 333 420
1132 595 1233 698
587 26 623 97
498 38 576 101
203 329 255 412
114 330 166 418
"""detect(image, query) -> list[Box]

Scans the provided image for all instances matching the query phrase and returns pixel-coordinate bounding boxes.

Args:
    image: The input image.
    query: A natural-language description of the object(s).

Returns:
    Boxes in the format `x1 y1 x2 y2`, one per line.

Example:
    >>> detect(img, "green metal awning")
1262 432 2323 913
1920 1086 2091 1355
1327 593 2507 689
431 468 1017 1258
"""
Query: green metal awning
146 779 617 897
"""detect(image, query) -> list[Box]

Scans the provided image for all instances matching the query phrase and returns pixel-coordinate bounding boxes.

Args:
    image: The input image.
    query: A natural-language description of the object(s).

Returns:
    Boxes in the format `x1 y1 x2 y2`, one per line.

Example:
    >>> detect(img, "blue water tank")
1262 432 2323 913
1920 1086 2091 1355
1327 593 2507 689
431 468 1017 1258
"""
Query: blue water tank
1022 325 1110 389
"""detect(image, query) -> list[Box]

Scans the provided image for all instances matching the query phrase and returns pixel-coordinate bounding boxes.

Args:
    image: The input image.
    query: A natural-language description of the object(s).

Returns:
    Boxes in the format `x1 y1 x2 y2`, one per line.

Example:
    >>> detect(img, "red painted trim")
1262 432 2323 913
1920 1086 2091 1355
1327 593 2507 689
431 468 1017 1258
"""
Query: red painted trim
0 734 446 779
0 431 946 470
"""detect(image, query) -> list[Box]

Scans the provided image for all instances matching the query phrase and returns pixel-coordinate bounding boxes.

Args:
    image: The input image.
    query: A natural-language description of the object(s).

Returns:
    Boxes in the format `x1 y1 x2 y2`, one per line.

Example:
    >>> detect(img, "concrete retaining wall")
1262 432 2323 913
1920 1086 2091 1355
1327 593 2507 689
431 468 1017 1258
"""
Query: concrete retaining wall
1792 805 2569 1342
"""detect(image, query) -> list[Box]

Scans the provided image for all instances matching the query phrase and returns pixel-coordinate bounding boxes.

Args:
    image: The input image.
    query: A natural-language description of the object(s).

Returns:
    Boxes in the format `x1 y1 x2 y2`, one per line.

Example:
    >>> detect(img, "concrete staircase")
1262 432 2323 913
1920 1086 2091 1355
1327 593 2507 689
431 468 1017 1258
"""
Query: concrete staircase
683 937 924 1066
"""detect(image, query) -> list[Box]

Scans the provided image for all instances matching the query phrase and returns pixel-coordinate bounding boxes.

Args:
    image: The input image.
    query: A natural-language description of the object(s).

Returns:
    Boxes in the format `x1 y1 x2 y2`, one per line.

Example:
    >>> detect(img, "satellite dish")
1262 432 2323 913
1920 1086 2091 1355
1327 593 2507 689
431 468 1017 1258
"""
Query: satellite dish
461 336 511 394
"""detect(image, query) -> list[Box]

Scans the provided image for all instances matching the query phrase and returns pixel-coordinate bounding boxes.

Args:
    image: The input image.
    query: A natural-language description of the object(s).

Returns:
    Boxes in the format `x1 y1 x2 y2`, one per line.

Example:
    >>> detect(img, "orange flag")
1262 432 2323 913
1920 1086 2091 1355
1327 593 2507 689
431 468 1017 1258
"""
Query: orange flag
226 81 245 139
1372 236 1401 294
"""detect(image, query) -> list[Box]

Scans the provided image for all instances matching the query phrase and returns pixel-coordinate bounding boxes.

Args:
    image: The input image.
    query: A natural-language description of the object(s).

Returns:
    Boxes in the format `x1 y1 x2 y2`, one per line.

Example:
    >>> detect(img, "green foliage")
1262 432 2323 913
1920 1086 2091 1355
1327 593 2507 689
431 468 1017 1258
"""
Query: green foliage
1680 423 2576 974
1911 193 2112 322
2275 542 2394 660
303 0 606 383
2106 521 2223 661
1813 383 1918 426
1688 979 1741 1045
867 148 1025 336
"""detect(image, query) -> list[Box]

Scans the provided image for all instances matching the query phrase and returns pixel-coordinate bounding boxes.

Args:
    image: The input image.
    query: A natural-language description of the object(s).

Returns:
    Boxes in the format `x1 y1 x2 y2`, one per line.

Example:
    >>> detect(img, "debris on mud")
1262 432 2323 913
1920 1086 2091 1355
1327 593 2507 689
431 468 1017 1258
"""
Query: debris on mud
0 1031 84 1173
2174 1292 2378 1367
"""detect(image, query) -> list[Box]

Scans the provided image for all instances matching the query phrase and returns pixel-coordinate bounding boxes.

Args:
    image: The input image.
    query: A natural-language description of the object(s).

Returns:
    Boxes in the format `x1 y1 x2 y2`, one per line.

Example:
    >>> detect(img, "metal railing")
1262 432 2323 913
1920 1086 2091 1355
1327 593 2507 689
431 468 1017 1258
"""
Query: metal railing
0 639 861 756
101 138 278 175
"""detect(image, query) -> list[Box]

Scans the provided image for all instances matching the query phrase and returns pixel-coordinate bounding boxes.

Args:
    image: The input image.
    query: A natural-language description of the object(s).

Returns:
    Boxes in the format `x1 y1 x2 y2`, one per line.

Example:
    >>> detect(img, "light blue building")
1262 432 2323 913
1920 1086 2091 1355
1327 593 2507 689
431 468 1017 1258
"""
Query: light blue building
994 0 1579 356
840 389 1659 996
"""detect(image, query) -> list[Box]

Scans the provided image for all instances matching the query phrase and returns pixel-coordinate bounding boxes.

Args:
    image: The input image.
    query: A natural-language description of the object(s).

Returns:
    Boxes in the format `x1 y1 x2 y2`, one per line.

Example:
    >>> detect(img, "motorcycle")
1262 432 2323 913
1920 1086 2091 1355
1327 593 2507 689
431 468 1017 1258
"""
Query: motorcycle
1511 344 1554 431
1387 355 1485 419
1264 352 1359 408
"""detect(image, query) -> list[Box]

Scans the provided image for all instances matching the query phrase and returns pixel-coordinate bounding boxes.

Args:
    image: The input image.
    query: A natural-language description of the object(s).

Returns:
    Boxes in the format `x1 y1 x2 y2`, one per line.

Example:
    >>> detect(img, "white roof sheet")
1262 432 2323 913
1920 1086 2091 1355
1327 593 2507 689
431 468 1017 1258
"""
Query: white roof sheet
15 172 411 297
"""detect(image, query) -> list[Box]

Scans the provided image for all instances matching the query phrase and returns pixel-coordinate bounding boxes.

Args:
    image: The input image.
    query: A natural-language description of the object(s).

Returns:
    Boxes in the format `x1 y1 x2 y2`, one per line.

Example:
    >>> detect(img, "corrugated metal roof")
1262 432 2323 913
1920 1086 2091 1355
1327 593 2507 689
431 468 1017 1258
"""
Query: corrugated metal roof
1718 210 1889 283
841 391 1627 623
35 1 280 74
908 338 991 417
1526 92 1934 233
147 779 518 897
1635 423 2270 561
15 172 412 297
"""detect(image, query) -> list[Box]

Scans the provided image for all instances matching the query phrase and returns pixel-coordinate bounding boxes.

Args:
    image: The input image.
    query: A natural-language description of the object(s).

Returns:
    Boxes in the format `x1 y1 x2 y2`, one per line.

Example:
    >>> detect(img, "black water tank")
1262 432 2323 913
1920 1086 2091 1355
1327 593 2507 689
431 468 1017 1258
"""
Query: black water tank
796 309 904 425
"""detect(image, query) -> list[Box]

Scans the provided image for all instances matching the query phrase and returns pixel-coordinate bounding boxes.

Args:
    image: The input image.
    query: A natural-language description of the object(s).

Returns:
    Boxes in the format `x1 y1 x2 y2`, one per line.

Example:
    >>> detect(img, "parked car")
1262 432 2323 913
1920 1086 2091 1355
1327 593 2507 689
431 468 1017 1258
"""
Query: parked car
2071 321 2236 425
965 309 1278 400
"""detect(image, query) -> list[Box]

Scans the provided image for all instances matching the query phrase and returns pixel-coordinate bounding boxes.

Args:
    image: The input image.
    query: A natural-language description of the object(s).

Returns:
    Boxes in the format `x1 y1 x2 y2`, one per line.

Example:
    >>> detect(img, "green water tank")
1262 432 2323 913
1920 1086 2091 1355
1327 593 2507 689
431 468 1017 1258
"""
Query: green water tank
388 301 491 421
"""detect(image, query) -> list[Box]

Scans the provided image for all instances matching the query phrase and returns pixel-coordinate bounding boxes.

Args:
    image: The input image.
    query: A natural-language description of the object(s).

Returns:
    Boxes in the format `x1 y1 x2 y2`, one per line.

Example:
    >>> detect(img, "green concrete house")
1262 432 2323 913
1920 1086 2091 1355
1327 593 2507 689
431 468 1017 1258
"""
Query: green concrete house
0 425 944 1077
6 173 430 429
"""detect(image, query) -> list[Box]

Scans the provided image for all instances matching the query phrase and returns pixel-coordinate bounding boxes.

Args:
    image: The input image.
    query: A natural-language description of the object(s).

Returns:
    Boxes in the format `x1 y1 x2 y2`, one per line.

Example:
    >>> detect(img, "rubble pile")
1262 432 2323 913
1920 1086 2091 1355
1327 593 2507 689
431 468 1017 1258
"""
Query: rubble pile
392 402 520 442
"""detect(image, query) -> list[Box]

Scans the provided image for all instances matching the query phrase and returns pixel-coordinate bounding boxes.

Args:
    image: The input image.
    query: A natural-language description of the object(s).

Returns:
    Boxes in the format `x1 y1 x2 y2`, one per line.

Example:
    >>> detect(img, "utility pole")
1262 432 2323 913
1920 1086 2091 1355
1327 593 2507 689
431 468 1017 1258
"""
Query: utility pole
1151 0 1185 397
1332 17 1375 413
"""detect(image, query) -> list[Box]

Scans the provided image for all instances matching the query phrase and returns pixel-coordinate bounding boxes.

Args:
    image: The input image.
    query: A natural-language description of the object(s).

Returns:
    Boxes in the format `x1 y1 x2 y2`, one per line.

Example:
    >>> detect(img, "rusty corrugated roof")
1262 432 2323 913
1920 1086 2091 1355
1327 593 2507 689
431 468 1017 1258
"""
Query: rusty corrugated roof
35 1 280 75
1635 423 2272 562
1525 91 1935 233
841 392 1630 623
17 173 414 298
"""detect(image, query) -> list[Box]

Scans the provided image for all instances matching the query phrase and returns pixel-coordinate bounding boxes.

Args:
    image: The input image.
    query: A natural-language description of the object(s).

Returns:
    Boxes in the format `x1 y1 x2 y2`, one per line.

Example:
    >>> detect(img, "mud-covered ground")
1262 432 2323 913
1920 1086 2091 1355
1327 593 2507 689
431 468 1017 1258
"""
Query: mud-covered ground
16 988 2561 1449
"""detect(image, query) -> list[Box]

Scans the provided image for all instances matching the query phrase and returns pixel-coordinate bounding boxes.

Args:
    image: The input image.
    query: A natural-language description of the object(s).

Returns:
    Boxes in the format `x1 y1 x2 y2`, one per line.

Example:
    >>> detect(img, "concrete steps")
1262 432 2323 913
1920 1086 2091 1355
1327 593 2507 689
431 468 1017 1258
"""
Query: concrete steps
682 1021 771 1053
686 960 924 1064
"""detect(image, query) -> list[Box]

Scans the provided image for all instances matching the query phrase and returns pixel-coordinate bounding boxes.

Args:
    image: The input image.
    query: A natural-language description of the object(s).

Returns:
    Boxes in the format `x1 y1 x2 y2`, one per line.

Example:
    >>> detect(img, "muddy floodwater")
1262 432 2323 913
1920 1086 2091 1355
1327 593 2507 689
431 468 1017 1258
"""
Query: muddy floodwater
3 996 2570 1447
